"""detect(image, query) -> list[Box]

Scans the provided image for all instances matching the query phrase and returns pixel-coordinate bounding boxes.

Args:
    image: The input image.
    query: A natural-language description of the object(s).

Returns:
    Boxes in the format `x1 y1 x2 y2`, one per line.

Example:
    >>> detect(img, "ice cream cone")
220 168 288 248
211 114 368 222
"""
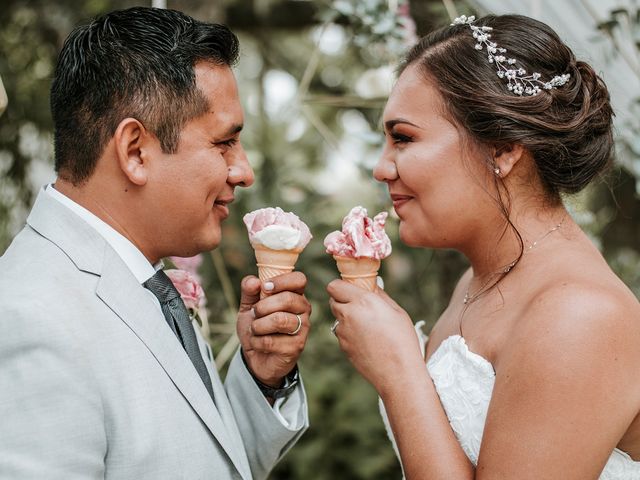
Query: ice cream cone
333 255 380 292
254 245 302 298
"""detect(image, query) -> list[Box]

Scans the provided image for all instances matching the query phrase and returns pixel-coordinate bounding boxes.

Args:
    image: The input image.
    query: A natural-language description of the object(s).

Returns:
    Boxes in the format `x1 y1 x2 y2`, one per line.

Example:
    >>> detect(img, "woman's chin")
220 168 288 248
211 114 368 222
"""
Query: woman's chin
399 224 437 249
398 225 422 248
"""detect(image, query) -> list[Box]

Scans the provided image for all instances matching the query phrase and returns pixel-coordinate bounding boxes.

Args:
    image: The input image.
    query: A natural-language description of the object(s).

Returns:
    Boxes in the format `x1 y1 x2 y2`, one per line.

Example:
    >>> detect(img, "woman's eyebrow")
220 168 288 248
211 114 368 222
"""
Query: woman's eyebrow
384 118 420 131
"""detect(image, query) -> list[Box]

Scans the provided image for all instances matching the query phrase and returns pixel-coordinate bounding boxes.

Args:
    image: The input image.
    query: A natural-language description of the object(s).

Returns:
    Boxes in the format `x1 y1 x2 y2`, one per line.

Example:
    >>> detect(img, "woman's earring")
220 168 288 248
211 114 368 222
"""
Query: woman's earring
494 167 501 176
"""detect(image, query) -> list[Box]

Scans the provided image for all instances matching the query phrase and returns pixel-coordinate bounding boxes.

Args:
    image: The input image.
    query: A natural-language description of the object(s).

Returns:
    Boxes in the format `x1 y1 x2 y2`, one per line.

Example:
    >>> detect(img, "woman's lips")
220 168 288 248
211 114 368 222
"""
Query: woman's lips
390 194 412 211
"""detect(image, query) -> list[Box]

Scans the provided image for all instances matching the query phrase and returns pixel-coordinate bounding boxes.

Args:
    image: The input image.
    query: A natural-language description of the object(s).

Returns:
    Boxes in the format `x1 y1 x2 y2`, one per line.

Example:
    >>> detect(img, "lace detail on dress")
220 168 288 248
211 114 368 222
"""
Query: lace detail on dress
426 335 495 466
379 330 640 479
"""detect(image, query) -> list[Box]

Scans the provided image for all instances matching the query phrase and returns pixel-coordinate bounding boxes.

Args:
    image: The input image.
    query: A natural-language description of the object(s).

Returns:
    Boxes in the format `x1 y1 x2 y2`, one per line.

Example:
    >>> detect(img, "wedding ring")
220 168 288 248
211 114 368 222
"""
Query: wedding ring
330 319 340 336
288 314 302 335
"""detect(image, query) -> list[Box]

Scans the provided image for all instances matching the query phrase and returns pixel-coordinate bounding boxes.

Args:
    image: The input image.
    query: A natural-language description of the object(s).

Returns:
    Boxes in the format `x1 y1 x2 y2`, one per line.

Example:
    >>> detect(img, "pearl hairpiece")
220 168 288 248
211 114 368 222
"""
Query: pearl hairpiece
452 15 570 96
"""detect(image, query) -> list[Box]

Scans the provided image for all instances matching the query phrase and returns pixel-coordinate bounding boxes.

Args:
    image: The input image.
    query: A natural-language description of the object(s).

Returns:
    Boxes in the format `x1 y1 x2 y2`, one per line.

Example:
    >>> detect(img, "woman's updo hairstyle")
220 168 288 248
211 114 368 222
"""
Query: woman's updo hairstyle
401 14 614 197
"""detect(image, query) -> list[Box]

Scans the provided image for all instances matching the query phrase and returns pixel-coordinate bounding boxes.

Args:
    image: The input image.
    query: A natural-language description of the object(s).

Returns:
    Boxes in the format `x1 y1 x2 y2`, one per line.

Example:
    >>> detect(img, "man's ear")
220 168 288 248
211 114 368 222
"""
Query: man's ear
493 144 525 178
114 118 150 186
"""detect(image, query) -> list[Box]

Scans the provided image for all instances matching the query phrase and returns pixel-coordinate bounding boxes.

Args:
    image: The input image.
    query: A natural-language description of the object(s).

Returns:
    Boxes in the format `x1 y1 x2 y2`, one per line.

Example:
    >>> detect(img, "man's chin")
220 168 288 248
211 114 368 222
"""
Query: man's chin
200 229 222 252
171 233 221 259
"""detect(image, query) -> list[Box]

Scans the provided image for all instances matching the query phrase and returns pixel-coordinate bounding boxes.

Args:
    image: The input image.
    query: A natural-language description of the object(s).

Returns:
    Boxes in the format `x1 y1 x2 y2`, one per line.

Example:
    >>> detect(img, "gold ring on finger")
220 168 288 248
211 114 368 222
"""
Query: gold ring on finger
288 314 303 335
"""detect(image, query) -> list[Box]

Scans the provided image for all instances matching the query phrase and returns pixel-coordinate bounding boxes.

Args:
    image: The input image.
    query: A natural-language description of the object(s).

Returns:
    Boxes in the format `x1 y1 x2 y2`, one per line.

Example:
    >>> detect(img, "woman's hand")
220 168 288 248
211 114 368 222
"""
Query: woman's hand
327 279 425 396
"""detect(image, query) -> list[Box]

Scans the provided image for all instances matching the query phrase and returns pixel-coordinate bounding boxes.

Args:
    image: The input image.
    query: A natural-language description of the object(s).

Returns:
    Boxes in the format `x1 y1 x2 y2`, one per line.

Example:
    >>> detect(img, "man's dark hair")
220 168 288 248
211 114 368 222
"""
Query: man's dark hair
50 7 239 184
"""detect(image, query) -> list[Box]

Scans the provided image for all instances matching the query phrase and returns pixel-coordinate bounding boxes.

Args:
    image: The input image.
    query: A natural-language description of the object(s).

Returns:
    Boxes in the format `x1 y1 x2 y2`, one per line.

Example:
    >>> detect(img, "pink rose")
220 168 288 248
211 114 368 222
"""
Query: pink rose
169 254 203 281
165 269 206 311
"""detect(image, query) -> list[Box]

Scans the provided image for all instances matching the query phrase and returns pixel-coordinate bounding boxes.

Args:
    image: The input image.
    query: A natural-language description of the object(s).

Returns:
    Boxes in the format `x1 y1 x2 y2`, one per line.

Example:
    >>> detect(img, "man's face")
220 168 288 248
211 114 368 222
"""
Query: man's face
144 62 254 260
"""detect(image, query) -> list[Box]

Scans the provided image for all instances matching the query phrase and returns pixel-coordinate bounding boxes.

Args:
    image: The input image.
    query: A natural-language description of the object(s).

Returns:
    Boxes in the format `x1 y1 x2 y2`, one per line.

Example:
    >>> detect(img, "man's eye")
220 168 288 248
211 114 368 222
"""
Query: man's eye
215 138 237 148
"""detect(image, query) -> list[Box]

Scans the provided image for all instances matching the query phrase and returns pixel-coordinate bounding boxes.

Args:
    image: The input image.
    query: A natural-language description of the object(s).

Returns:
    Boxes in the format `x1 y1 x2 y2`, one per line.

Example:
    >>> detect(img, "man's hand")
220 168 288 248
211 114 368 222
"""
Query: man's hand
237 272 311 387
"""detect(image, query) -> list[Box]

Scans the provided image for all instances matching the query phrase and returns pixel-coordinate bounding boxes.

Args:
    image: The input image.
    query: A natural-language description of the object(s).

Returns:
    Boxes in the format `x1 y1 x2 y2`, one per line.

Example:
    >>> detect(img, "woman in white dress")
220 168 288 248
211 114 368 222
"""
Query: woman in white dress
327 14 640 479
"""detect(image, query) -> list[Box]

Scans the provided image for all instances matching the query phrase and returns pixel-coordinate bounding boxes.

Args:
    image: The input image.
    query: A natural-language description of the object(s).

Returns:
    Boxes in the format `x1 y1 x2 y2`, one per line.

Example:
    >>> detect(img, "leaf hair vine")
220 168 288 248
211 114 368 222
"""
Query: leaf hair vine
452 15 570 96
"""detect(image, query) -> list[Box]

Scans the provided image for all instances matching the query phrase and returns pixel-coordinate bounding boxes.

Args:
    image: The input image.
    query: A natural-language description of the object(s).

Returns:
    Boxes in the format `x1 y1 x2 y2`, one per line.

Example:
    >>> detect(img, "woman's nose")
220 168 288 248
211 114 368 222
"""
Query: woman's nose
373 149 398 183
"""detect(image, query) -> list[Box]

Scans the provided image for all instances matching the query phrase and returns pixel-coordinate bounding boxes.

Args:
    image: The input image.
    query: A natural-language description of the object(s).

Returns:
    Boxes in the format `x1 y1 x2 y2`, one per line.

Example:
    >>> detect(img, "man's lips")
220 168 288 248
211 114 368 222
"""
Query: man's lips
390 193 412 210
214 197 234 218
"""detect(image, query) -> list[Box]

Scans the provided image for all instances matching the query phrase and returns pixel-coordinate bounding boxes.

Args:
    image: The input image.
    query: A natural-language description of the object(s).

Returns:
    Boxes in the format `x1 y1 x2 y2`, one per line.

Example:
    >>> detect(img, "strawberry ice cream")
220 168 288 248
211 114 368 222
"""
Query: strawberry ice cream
324 206 391 291
243 207 312 295
244 207 312 251
324 206 391 259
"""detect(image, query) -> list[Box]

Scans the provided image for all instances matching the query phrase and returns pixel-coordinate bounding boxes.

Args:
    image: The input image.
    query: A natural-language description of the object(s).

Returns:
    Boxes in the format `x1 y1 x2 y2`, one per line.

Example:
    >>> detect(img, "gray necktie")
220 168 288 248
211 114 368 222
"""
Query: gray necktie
143 270 215 402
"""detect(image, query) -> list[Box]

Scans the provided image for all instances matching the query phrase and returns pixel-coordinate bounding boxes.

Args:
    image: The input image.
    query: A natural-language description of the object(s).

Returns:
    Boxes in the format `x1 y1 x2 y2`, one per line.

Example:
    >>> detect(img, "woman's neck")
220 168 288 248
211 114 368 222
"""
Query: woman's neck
464 203 569 284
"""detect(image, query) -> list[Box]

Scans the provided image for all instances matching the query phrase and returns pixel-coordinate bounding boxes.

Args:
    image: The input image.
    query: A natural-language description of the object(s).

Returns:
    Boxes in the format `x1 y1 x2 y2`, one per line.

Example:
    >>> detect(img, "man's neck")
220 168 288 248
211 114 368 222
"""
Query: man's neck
53 177 157 263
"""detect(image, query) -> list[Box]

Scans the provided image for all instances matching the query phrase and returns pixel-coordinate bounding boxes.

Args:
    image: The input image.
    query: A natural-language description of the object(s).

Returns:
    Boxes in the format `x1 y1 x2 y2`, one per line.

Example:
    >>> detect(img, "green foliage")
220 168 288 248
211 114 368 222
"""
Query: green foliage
0 1 638 479
321 0 416 59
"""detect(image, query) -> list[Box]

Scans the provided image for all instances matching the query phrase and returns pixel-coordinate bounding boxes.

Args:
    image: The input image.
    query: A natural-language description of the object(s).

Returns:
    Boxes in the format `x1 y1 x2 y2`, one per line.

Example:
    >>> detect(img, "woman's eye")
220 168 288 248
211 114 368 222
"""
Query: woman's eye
390 132 412 144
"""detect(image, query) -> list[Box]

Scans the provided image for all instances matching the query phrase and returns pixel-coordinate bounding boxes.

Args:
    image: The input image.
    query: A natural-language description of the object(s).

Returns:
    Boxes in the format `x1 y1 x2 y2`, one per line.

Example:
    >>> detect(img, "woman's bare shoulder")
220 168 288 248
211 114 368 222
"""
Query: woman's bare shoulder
504 268 640 389
481 275 640 478
524 260 639 335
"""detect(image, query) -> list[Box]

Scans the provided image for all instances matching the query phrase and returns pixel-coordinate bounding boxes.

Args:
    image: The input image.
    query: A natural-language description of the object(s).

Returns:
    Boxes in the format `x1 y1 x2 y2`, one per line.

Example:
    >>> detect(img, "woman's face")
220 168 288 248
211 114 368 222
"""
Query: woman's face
375 64 498 249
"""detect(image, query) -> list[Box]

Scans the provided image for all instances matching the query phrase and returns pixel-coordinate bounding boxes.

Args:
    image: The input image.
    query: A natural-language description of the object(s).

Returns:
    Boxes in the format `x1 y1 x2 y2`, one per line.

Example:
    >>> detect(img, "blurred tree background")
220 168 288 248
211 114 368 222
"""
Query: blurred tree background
0 0 638 478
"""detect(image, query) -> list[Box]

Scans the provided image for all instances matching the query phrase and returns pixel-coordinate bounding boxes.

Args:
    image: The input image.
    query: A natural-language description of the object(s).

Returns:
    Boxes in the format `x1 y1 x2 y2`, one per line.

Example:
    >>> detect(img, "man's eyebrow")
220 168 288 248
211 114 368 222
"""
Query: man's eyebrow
213 123 243 140
384 118 420 131
225 123 243 136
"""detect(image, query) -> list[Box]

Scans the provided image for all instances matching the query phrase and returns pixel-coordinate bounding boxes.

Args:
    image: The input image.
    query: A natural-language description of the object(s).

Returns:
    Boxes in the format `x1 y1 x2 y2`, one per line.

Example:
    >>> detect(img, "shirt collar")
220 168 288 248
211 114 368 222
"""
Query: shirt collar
46 184 160 283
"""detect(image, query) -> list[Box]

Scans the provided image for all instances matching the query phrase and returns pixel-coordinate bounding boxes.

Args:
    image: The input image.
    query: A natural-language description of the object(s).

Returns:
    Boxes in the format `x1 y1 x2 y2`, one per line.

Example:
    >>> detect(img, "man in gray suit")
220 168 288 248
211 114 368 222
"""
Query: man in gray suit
0 7 311 479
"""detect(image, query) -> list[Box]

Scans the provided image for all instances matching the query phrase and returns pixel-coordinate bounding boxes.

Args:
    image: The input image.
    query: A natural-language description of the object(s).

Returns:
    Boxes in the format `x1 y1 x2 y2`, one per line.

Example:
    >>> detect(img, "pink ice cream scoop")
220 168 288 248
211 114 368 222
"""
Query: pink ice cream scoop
243 207 312 251
324 206 391 259
244 207 312 297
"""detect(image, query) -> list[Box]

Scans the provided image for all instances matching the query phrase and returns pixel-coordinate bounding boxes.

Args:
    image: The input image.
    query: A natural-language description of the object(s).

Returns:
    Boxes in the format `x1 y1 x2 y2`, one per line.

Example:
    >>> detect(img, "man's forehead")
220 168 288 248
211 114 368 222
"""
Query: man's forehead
194 62 237 89
193 62 243 128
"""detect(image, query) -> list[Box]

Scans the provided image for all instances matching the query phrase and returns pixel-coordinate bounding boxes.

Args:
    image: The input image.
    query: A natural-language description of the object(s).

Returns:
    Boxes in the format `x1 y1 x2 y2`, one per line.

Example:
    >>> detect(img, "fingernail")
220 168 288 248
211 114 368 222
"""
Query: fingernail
263 281 274 292
376 276 385 289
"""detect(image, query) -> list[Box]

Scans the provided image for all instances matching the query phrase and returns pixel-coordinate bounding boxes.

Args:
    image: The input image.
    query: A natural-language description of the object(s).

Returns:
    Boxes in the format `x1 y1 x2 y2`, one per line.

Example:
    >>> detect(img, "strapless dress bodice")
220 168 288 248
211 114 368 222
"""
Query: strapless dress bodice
379 323 640 479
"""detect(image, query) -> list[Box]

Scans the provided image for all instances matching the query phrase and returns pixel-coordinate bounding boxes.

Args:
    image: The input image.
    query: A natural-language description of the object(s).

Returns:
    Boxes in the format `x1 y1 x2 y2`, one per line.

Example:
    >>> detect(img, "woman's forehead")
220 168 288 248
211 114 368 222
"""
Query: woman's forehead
383 65 442 123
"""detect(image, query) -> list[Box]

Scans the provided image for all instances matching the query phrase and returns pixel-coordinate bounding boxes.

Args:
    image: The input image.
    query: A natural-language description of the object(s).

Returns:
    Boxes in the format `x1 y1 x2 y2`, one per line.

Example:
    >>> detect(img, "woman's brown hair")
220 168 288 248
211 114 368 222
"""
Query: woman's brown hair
400 14 615 305
401 14 614 197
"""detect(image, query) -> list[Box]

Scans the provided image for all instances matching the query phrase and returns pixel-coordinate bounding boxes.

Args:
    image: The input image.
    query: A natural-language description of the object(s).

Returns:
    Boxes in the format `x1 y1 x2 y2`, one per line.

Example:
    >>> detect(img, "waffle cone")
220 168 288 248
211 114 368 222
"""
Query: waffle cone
254 246 302 298
333 255 380 292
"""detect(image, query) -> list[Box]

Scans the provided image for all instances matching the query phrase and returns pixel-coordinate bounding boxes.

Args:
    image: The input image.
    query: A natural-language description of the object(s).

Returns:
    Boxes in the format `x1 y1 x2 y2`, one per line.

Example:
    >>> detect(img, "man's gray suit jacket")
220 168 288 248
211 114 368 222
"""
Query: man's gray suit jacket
0 189 308 479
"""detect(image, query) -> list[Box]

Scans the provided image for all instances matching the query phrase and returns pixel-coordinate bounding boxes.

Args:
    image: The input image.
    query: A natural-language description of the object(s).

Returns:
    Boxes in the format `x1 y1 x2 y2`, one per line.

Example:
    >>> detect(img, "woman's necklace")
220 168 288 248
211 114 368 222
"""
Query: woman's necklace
462 217 566 305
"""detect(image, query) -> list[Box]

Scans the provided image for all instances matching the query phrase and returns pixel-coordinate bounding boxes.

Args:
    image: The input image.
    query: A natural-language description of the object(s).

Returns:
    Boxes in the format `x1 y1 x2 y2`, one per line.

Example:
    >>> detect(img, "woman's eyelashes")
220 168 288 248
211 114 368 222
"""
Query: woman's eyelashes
390 131 413 145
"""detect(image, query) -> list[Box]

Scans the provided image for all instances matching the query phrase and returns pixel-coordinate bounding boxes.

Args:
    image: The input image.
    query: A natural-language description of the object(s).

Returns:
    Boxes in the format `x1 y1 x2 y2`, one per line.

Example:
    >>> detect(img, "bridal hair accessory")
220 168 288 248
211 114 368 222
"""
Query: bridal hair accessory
451 15 570 96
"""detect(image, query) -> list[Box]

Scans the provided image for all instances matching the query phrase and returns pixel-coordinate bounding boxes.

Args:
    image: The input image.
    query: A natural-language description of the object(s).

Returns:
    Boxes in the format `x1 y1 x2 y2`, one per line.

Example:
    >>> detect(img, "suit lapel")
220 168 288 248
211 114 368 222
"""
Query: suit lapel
28 189 250 479
27 188 104 275
97 244 250 479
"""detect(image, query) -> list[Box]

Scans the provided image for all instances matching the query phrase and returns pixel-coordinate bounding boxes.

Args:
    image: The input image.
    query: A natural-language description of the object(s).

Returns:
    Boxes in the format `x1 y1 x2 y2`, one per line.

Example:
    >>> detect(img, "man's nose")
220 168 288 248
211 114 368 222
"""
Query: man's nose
227 144 254 187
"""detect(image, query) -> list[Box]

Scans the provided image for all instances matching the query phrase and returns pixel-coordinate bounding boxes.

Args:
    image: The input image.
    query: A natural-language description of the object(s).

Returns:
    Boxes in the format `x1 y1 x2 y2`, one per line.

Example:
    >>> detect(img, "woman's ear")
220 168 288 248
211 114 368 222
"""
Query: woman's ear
114 118 150 186
493 144 525 178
